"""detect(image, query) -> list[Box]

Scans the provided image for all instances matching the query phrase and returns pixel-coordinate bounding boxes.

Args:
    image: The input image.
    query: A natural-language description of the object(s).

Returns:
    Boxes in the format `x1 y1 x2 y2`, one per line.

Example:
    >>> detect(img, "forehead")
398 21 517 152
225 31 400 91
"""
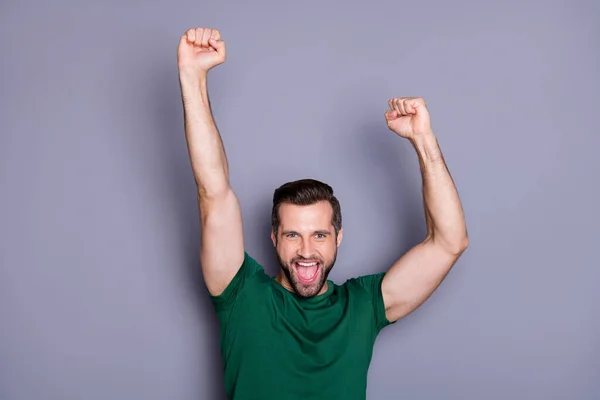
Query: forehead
278 201 333 229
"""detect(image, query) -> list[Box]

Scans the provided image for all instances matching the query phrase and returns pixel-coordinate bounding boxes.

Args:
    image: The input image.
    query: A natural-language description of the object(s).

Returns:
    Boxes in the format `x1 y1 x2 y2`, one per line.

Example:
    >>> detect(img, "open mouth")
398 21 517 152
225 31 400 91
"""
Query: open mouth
294 260 321 284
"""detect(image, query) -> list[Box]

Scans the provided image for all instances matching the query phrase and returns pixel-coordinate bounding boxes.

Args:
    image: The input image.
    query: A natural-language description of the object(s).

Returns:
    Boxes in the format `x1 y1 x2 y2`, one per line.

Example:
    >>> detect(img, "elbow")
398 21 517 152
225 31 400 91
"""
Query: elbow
197 179 231 201
449 235 469 256
432 233 469 256
197 185 237 213
456 235 469 253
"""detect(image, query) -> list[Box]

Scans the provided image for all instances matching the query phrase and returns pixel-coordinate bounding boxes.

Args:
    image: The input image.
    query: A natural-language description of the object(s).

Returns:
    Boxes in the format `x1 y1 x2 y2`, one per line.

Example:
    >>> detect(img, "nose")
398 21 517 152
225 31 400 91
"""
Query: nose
298 237 315 259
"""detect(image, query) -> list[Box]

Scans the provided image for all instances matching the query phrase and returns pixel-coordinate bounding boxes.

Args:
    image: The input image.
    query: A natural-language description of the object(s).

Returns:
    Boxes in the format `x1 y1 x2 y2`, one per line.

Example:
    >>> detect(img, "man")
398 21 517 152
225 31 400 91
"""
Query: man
177 26 468 400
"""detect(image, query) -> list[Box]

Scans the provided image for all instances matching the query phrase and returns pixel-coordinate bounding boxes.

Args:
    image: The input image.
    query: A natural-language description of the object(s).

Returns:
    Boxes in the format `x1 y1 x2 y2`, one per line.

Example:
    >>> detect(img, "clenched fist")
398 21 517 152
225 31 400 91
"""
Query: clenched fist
385 97 432 139
177 27 226 78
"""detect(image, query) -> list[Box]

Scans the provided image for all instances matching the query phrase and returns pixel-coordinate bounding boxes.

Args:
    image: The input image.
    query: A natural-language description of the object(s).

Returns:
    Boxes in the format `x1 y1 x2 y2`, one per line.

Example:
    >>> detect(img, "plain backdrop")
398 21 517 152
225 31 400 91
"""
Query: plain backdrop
1 0 598 399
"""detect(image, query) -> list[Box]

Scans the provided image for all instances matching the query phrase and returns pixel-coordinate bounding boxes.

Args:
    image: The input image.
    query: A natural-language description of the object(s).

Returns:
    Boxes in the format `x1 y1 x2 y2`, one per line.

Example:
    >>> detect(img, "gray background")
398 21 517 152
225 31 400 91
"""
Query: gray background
1 0 598 399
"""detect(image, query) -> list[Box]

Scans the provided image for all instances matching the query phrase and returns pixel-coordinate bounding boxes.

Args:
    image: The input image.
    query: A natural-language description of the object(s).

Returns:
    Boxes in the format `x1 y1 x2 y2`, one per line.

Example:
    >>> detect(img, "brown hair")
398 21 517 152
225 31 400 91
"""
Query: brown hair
271 179 342 237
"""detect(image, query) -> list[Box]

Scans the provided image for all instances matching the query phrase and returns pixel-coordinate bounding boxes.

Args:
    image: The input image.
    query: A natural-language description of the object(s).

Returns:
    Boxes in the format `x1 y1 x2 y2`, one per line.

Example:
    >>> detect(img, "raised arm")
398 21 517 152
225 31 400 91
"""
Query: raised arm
177 27 244 296
381 97 469 323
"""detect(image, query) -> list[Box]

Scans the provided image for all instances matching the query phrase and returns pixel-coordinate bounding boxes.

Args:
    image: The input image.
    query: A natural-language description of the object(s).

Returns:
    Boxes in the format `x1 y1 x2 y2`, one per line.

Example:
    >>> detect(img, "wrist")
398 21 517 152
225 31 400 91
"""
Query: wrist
410 130 443 163
179 69 208 87
179 70 209 104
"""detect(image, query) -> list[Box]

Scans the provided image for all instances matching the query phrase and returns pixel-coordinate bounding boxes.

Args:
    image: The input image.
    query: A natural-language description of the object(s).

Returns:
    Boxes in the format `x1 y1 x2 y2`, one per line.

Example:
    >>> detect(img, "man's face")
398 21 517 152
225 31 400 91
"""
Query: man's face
271 201 343 298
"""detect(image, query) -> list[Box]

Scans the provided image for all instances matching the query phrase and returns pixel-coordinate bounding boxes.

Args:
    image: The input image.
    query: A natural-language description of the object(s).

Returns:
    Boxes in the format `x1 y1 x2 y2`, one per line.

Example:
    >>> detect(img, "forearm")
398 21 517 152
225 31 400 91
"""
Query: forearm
411 131 468 254
180 72 229 198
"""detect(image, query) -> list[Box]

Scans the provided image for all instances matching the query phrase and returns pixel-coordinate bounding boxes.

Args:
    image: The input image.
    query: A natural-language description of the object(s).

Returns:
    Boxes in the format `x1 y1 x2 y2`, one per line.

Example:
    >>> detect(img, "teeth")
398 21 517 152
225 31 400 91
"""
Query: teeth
297 262 317 266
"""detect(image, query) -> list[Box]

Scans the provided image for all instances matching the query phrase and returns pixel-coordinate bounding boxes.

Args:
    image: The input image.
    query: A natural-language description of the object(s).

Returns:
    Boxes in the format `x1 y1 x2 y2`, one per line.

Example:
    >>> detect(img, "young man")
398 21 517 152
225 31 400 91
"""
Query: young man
177 27 468 400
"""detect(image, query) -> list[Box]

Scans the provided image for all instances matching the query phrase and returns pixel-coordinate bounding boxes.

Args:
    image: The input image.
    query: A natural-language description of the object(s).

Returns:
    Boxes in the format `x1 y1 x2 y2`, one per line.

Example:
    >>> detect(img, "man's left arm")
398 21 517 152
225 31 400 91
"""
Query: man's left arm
381 97 469 323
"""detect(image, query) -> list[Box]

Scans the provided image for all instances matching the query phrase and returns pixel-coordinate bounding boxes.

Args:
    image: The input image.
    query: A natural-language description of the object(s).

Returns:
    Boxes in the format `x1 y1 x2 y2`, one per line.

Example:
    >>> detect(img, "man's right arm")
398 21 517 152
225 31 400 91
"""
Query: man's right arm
178 27 244 296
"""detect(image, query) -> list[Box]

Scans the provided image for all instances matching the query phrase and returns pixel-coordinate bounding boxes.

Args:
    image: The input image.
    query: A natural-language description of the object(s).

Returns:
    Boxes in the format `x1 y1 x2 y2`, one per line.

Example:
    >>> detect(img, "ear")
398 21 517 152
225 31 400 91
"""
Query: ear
271 230 276 247
336 227 343 247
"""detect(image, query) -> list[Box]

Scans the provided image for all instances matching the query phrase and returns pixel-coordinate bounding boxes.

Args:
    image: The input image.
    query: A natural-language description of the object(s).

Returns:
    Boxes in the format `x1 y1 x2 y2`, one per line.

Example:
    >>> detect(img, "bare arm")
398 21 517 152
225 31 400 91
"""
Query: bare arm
178 27 244 296
381 97 468 322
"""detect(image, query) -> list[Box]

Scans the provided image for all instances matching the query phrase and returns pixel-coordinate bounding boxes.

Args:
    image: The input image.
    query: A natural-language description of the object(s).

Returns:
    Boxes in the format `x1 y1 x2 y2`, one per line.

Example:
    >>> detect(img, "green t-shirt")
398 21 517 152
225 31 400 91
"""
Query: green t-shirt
209 252 394 400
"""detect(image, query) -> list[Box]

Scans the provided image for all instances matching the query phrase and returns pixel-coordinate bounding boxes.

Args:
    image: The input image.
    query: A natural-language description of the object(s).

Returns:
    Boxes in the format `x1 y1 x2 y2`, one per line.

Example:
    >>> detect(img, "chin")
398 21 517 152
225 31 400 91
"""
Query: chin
290 263 328 298
292 280 325 298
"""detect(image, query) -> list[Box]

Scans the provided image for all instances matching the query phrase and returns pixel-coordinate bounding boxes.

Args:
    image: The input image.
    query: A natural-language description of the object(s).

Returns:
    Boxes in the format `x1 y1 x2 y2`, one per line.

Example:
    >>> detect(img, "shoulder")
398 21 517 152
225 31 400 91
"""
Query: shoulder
208 251 269 311
342 272 387 295
342 272 395 332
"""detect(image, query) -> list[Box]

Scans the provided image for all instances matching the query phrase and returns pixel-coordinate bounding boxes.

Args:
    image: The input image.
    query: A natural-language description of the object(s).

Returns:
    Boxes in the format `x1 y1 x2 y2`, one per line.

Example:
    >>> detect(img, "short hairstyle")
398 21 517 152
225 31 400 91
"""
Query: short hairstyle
271 178 342 237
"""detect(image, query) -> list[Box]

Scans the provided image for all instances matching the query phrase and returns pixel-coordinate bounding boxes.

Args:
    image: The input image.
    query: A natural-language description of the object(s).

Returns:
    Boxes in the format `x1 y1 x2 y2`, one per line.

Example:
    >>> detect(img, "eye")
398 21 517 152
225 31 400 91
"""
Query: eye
286 233 297 238
315 233 326 239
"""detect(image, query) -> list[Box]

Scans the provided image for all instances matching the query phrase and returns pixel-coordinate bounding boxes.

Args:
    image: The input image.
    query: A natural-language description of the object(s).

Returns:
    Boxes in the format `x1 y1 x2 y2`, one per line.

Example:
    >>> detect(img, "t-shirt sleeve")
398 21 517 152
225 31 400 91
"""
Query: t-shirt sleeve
349 272 396 333
208 251 263 312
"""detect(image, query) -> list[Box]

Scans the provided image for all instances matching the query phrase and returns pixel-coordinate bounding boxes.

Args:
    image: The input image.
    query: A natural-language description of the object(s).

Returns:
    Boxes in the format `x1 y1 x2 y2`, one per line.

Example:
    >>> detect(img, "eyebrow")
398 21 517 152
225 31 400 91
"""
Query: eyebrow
281 229 332 235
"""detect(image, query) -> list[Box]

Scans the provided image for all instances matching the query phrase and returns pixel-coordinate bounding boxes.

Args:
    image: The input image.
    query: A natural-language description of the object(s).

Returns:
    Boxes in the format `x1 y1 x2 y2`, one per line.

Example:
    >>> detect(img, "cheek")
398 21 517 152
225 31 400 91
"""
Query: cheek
325 241 339 255
313 241 336 257
276 241 295 258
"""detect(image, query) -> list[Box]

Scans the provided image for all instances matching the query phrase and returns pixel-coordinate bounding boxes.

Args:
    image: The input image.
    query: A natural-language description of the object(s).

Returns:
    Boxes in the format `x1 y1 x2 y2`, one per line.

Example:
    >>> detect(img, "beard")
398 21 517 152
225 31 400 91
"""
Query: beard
276 250 337 299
